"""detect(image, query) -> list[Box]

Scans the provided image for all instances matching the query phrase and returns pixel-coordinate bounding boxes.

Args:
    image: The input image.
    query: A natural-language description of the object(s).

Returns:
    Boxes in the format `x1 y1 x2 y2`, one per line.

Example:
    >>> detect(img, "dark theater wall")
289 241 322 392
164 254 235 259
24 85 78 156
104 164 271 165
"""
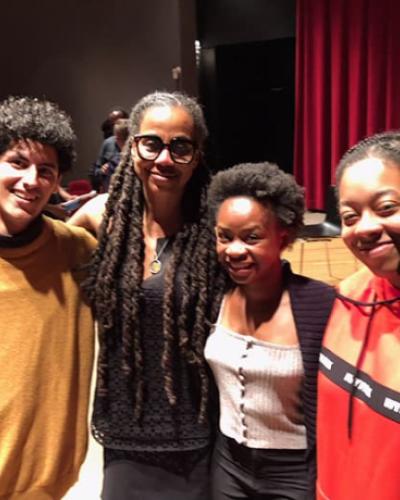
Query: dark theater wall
196 0 296 173
197 0 295 48
0 0 195 181
0 1 295 180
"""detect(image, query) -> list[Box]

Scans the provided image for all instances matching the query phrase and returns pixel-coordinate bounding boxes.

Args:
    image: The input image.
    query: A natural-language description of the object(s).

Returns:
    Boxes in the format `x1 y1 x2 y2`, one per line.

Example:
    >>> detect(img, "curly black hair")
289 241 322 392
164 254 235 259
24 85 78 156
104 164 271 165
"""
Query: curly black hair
336 130 400 186
0 96 76 174
208 161 305 243
83 91 224 422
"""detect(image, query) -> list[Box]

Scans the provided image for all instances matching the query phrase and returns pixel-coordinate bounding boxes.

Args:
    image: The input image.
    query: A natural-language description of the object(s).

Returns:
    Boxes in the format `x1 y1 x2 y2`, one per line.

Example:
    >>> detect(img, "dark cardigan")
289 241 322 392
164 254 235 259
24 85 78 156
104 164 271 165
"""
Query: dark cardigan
283 261 335 497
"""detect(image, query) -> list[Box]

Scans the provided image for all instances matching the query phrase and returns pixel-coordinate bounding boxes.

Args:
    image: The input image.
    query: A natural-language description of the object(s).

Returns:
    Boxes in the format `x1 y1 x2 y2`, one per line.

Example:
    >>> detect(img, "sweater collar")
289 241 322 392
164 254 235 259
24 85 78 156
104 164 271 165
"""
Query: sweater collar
0 216 44 248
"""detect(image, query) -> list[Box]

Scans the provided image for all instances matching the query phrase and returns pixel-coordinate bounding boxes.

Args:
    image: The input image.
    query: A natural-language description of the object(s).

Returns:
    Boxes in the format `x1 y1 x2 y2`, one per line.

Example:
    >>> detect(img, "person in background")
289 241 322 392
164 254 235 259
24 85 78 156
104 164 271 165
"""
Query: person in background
45 182 97 221
317 131 400 500
67 191 108 234
89 107 129 189
0 96 96 499
95 118 129 191
101 106 129 140
82 91 223 499
206 162 335 500
49 184 78 204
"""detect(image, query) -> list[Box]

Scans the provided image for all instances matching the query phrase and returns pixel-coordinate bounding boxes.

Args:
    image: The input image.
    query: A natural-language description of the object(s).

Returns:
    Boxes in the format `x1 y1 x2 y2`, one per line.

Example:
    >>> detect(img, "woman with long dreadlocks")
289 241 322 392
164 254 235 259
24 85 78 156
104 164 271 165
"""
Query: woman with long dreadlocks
317 131 400 500
82 91 224 499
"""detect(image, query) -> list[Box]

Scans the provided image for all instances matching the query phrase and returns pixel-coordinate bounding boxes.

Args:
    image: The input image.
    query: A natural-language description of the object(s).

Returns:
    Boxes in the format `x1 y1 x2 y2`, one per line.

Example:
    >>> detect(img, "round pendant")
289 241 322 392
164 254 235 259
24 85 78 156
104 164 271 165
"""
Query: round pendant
150 258 162 274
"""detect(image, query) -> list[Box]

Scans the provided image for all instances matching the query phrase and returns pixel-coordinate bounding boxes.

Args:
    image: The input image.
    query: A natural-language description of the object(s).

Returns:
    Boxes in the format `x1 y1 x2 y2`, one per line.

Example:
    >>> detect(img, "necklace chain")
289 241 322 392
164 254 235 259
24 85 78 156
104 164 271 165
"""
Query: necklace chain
149 238 170 275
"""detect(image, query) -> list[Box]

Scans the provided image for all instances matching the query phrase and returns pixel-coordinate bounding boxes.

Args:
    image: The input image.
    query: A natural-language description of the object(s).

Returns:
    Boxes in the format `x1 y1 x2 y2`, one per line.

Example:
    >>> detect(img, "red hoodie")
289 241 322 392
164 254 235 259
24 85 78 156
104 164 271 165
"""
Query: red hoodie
317 267 400 500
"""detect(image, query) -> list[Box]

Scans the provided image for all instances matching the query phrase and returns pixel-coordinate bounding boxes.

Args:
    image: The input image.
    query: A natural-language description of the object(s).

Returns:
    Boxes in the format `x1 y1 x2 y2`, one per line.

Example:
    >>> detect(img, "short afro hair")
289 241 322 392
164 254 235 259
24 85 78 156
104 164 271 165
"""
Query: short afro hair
208 162 305 242
0 96 76 174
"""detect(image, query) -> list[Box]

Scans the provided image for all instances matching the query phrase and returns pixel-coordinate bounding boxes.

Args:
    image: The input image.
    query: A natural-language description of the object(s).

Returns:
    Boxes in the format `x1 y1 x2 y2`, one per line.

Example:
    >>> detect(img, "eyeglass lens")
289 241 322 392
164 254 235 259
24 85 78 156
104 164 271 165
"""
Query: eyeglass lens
136 136 195 164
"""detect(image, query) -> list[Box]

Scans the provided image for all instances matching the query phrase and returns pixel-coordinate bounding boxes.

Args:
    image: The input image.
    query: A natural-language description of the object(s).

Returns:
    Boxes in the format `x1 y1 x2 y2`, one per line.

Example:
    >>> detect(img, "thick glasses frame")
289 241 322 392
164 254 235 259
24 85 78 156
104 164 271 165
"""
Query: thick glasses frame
133 134 197 164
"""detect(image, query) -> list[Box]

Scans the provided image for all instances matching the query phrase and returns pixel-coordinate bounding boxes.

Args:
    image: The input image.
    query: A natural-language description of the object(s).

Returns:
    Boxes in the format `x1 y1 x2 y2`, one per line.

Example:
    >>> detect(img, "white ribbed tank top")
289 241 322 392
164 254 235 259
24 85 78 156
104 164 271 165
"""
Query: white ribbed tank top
205 319 307 449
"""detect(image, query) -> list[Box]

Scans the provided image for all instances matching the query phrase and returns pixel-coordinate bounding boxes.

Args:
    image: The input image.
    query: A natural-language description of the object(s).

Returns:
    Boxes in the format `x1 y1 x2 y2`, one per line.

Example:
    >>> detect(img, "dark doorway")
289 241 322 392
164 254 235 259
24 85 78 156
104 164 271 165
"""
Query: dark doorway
199 37 295 174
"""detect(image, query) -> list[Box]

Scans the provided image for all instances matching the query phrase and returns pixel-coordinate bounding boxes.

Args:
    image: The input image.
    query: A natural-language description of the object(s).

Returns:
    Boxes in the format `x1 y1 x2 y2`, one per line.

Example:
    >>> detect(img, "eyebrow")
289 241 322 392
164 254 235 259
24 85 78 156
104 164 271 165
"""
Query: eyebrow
216 223 264 231
8 150 58 170
340 188 400 206
38 162 59 170
6 150 25 160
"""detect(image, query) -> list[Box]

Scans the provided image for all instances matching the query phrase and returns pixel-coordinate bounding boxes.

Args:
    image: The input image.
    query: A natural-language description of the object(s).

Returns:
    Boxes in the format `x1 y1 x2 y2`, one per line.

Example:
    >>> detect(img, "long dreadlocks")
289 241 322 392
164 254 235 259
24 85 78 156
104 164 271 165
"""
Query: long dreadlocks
83 91 226 422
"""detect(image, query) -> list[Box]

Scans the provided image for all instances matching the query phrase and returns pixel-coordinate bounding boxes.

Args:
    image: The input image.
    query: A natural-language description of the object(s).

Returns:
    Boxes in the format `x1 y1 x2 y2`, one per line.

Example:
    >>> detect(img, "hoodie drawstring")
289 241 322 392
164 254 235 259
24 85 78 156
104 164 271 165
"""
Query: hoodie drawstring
336 292 400 440
346 301 376 439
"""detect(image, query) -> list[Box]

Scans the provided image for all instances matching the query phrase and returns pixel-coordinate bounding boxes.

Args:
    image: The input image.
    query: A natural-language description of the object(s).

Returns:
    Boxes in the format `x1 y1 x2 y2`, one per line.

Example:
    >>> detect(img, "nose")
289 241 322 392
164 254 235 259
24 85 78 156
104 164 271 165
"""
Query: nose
154 146 175 166
354 211 382 238
226 240 247 259
22 165 40 188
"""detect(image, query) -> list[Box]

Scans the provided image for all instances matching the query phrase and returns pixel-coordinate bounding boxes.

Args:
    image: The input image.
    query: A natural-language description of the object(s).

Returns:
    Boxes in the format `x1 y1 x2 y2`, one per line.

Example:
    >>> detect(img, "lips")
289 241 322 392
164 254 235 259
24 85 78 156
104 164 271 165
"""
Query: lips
358 240 391 251
226 262 255 280
150 170 177 180
228 263 253 271
357 241 395 259
12 190 38 202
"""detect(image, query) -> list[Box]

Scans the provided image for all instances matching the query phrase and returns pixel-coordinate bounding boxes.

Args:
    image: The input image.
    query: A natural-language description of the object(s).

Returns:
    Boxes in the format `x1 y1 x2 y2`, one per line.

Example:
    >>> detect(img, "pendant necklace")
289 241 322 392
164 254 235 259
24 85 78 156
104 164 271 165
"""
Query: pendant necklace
149 238 170 275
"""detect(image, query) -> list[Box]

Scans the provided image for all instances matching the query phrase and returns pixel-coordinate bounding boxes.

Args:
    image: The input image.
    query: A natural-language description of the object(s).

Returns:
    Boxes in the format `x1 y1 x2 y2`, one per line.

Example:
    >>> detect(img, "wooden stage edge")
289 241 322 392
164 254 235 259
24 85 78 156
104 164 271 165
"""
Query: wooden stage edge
282 237 361 286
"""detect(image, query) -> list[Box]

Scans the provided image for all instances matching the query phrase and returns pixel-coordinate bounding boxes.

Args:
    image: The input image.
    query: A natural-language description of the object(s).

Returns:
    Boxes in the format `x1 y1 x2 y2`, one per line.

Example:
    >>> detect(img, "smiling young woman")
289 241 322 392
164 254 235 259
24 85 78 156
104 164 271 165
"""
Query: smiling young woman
205 162 335 500
317 131 400 500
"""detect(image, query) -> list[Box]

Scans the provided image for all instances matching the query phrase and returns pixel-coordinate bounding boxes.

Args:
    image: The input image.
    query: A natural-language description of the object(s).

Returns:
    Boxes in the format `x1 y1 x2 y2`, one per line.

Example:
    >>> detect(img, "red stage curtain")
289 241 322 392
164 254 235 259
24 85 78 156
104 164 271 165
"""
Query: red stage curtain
294 0 400 209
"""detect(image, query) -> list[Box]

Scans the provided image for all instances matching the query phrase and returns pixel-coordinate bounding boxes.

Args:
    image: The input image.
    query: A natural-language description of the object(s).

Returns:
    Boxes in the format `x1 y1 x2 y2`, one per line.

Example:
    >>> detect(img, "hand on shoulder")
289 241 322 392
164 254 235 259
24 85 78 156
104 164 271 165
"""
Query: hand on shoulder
67 193 108 236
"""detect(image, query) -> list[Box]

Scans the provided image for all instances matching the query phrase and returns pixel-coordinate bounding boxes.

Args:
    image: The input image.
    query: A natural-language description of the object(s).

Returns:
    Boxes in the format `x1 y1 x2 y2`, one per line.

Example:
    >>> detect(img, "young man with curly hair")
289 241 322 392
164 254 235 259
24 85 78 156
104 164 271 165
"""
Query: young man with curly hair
0 96 96 499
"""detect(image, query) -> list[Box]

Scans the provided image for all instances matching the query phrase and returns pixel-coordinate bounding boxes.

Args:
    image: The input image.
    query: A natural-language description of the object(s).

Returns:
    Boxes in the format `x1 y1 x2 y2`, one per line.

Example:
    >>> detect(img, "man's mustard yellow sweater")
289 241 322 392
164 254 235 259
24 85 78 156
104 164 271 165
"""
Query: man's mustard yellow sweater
0 217 96 499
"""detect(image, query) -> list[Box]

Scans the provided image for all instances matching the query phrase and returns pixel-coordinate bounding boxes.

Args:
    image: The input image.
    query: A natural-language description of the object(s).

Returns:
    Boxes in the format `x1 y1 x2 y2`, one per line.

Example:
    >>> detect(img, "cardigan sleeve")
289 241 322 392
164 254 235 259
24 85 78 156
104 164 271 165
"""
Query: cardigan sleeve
284 262 335 498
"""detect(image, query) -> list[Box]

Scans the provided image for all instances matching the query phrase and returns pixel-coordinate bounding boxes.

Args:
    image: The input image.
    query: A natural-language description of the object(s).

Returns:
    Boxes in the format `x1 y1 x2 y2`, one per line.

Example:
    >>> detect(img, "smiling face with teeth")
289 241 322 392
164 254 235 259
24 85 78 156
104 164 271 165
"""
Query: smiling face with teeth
215 196 289 289
0 139 60 235
131 105 199 204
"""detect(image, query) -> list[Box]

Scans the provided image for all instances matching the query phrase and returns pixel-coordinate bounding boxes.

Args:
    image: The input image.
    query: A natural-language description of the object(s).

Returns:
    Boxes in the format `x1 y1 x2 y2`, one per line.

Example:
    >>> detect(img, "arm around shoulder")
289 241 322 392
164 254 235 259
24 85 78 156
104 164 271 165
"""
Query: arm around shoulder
67 193 108 236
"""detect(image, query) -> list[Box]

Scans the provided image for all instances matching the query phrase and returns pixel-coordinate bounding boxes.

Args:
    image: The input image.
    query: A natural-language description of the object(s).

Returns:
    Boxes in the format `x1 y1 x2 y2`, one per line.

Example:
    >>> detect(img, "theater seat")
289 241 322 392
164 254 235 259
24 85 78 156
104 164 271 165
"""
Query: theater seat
67 179 92 196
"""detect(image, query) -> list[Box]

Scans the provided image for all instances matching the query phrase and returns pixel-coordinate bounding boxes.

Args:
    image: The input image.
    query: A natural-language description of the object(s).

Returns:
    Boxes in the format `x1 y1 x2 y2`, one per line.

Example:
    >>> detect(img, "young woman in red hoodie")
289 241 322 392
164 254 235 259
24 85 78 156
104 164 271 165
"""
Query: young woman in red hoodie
317 131 400 500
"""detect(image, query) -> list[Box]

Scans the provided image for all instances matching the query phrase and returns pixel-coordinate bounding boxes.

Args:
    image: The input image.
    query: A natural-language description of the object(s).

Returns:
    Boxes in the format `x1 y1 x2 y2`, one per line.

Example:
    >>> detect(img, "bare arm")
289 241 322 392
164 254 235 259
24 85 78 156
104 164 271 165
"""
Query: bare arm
67 193 108 236
57 185 77 201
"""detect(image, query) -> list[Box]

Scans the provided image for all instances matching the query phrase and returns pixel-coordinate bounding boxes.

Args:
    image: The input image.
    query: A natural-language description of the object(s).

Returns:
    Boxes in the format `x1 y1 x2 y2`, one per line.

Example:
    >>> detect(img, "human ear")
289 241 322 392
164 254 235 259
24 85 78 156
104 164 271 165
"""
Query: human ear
279 229 291 250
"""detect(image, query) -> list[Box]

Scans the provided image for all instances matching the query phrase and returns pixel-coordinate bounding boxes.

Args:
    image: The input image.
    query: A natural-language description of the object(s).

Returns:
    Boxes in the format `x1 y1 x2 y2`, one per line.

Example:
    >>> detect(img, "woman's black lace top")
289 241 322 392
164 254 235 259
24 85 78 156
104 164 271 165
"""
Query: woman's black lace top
92 240 213 463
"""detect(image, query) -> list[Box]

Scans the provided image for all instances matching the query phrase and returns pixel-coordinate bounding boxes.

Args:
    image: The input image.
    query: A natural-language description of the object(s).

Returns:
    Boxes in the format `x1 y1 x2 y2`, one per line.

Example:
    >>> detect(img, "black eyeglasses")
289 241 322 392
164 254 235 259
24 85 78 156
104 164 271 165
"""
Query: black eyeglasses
133 135 197 164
